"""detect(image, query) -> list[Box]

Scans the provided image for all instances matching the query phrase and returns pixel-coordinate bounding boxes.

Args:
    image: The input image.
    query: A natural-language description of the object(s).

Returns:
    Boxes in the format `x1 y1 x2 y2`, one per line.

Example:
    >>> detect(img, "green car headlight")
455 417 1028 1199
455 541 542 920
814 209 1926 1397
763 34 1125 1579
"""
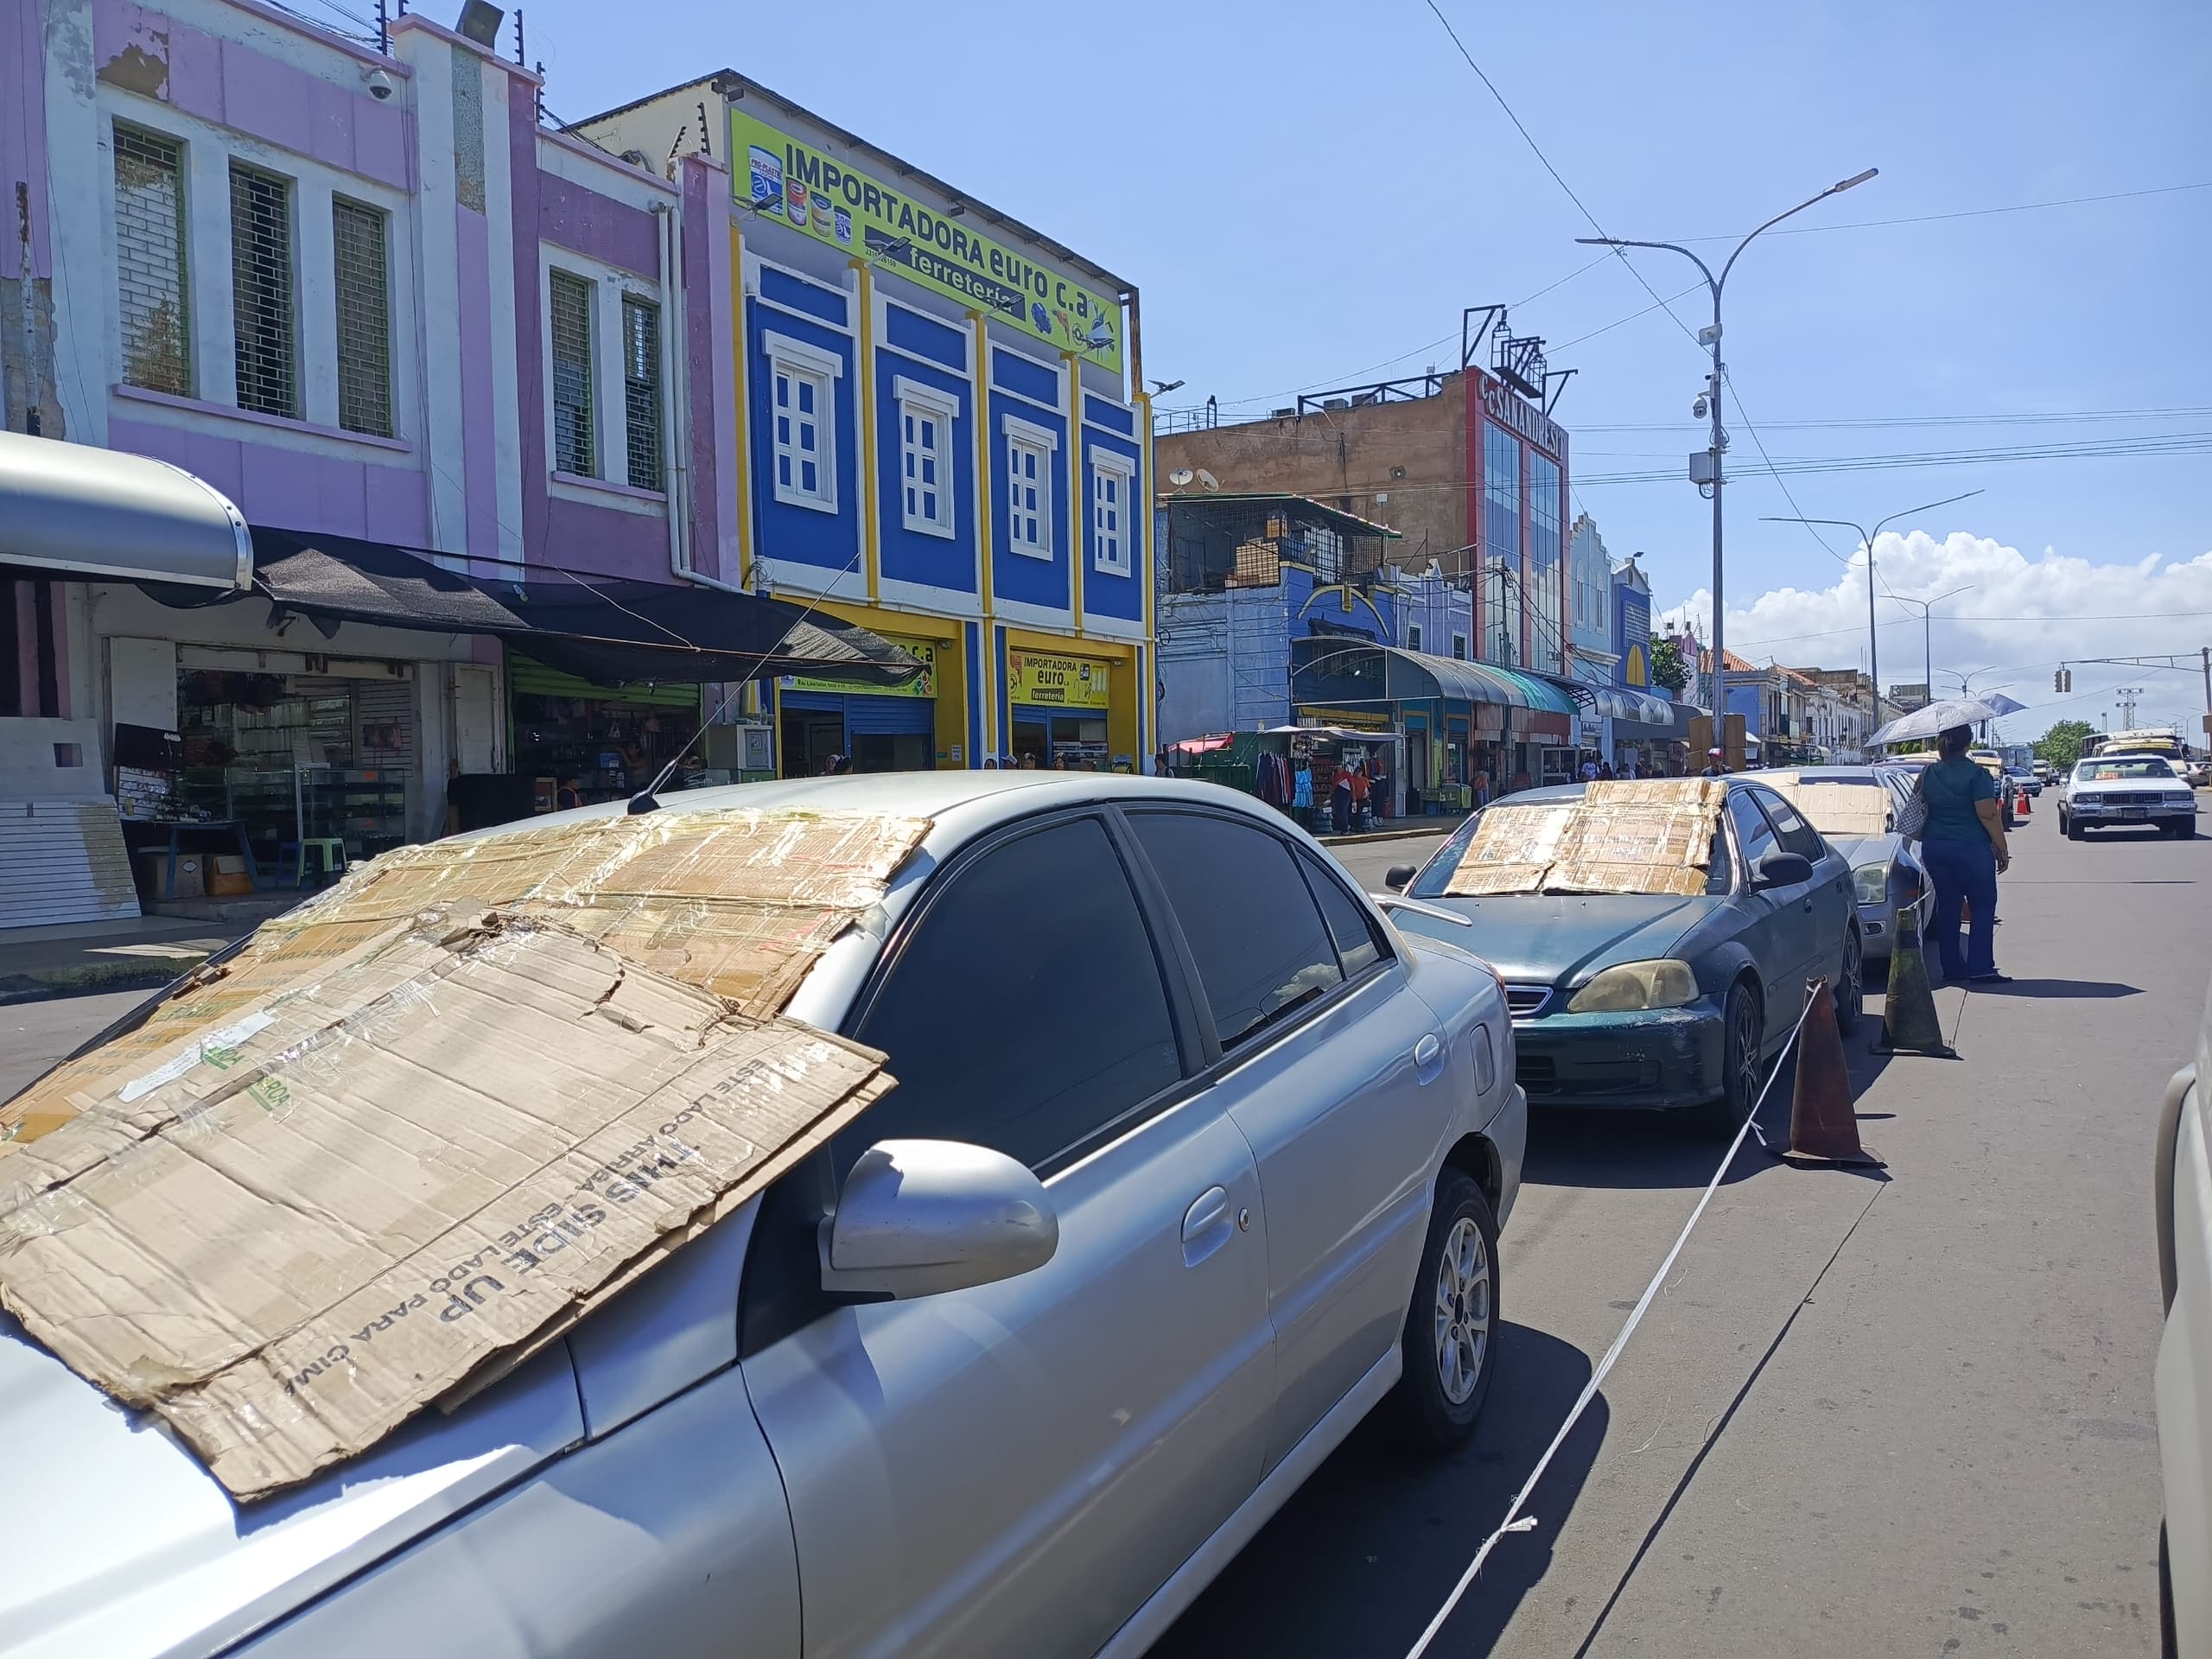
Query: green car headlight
1853 864 1889 906
1566 959 1700 1014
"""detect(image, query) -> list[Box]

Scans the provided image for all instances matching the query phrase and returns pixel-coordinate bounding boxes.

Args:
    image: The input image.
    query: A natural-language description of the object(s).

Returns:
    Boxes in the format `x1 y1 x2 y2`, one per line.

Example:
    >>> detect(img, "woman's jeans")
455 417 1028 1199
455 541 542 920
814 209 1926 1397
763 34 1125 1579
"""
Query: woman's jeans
1920 835 1998 980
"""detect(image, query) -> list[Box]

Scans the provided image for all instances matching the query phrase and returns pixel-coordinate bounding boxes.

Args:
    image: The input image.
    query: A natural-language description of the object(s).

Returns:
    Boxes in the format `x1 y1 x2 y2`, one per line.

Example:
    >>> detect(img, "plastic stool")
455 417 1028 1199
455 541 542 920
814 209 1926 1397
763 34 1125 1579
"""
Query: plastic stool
277 838 348 887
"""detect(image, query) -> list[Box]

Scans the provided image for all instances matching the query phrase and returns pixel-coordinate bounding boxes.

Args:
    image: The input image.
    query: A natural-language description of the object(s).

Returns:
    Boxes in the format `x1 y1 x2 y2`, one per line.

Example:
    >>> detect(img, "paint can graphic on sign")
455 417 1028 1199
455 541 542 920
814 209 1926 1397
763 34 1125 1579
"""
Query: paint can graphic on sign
747 146 783 213
833 206 854 245
785 180 810 228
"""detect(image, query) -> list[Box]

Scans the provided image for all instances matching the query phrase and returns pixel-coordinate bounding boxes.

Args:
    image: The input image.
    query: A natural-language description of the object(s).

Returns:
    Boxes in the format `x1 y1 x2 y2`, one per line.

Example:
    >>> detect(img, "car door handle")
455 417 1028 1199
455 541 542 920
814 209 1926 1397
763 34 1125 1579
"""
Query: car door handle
1414 1032 1446 1084
1182 1186 1234 1267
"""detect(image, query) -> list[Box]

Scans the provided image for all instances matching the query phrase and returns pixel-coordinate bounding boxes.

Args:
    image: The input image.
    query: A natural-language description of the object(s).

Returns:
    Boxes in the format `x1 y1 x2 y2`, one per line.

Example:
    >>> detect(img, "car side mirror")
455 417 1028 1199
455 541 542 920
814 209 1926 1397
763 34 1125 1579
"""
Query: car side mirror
1384 863 1416 891
819 1139 1058 1300
1751 850 1814 890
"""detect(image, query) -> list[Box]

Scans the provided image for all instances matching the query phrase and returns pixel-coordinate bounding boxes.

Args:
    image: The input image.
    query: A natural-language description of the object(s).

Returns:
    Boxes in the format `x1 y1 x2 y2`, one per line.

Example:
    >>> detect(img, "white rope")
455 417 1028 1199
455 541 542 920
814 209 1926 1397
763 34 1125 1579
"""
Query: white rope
1402 993 1822 1659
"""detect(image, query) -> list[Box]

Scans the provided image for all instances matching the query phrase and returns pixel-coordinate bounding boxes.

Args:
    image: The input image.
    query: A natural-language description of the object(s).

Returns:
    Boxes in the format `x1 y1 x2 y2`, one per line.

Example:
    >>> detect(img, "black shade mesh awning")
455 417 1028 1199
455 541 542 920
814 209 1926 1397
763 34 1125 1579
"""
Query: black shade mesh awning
151 529 924 689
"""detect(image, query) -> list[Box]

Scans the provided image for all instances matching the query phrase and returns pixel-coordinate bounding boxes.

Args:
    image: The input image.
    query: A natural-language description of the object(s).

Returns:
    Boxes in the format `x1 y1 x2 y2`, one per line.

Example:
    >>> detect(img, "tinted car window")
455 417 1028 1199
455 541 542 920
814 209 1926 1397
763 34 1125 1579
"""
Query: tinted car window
850 815 1183 1172
1129 811 1342 1048
1300 850 1387 977
1758 791 1825 861
1728 789 1781 868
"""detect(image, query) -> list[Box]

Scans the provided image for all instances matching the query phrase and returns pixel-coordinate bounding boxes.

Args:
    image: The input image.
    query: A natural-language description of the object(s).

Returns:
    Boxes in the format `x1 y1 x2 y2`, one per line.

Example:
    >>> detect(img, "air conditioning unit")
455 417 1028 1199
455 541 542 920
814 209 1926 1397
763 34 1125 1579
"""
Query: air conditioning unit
1323 398 1351 411
1270 407 1295 418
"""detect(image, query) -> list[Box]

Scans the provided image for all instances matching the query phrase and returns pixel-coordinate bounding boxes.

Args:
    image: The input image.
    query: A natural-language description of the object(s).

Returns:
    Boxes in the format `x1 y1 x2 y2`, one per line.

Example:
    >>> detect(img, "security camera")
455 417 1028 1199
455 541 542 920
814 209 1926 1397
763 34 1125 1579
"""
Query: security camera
365 67 396 101
1692 394 1709 419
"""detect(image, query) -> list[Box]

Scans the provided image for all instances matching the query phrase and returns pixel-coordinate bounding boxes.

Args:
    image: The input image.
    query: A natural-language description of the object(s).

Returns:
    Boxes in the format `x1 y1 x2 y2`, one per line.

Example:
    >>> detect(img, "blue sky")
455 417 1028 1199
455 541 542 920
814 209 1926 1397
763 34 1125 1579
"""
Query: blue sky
502 0 2210 736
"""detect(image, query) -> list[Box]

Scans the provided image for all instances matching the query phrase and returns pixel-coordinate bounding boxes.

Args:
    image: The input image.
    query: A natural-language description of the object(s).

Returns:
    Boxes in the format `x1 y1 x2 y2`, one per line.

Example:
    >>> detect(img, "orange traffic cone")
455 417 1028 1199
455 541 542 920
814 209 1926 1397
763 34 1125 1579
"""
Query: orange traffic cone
1775 978 1885 1169
2016 784 2031 818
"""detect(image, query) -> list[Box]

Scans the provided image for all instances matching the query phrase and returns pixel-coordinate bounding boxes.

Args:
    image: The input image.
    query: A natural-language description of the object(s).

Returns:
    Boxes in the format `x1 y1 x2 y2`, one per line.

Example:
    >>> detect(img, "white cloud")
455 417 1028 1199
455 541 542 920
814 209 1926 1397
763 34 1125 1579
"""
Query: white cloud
1656 530 2212 740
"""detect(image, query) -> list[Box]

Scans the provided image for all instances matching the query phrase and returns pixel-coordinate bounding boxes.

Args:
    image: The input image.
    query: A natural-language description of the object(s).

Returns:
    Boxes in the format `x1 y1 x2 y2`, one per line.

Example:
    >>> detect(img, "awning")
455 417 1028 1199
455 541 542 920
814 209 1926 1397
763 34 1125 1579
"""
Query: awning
144 527 923 688
0 429 251 590
1382 648 1578 715
1579 686 1675 722
1613 700 1708 742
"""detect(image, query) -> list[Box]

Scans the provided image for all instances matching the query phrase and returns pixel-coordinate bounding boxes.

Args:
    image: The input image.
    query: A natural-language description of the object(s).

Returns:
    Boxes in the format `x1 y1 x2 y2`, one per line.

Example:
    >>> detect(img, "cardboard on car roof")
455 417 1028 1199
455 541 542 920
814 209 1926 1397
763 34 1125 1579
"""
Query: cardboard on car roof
1775 780 1890 840
0 808 926 1499
1443 779 1726 899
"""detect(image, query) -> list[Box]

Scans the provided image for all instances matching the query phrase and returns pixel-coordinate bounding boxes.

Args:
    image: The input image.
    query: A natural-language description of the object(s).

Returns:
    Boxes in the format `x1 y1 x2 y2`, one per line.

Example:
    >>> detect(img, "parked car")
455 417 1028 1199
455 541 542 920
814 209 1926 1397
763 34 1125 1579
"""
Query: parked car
2155 968 2211 1659
1385 777 1859 1135
2058 754 2200 840
2005 766 2041 798
0 774 1526 1659
1756 766 1934 969
1888 751 2016 829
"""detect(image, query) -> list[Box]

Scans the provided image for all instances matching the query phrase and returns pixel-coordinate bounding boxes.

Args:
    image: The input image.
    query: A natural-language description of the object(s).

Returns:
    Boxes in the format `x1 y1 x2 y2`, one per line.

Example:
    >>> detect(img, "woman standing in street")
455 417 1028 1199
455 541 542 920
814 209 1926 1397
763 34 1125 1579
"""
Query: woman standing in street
1916 723 2012 983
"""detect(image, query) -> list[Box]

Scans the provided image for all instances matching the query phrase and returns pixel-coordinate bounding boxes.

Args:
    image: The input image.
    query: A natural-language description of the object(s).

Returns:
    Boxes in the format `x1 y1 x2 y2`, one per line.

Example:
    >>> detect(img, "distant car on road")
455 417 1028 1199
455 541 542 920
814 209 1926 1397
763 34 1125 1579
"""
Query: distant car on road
2005 766 2042 798
2033 759 2057 788
2155 969 2210 1659
1386 777 1859 1135
2058 754 2199 840
1756 766 1934 969
2 774 1526 1659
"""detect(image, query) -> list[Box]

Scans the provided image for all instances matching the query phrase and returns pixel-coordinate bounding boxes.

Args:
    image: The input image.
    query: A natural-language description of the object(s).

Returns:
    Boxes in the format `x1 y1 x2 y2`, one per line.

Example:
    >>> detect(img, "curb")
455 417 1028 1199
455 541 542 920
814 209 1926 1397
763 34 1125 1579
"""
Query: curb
1319 823 1465 847
0 950 213 1007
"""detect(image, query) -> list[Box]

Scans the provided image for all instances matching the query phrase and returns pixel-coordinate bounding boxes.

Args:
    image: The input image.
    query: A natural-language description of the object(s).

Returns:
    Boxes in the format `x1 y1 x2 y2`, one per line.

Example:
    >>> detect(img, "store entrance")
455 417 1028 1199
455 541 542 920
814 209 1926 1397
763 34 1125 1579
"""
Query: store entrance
1012 712 1109 770
781 710 845 777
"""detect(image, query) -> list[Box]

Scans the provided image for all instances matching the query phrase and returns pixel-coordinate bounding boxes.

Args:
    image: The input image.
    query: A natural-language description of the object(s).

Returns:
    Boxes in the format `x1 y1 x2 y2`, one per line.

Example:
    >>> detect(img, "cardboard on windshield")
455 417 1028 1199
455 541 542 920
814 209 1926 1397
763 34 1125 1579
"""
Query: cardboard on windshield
1776 781 1889 840
1442 779 1725 899
2 808 929 1150
0 914 891 1500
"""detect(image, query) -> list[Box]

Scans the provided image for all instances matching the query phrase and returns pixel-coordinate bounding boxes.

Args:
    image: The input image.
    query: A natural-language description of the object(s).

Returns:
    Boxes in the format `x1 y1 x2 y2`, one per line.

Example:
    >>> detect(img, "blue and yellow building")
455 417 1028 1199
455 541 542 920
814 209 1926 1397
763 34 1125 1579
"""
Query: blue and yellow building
581 74 1150 773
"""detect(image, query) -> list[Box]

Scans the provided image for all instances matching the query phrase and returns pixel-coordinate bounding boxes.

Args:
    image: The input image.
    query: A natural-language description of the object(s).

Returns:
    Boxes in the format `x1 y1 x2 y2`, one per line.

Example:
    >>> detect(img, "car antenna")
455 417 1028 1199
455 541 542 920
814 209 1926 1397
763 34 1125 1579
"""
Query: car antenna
628 683 740 815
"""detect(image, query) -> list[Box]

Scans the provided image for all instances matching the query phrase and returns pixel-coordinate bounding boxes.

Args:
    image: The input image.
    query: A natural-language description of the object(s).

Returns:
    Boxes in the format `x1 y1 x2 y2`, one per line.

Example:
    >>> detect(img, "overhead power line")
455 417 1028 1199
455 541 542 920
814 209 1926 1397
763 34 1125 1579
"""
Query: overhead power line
1669 180 2212 243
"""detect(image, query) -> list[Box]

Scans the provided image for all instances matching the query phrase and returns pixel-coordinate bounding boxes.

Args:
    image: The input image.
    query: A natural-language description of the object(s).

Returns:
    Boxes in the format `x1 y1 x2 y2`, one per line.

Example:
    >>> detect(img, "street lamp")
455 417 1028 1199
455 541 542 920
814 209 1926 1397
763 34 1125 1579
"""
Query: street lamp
1579 166 1877 708
1890 583 1974 709
1762 488 1982 730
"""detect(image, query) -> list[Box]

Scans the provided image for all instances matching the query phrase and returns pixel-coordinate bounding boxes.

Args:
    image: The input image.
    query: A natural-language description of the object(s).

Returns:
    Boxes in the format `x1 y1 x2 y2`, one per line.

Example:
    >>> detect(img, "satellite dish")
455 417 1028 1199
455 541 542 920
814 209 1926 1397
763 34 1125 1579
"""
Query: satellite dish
1197 468 1220 493
1168 468 1194 487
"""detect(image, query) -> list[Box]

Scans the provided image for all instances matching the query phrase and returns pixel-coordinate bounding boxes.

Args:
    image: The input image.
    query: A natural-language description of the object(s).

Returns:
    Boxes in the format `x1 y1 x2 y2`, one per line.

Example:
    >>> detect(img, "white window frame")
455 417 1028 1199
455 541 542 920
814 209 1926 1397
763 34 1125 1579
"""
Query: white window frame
1088 445 1136 576
1452 632 1470 661
1407 623 1423 653
764 329 843 514
893 375 958 538
1002 412 1058 562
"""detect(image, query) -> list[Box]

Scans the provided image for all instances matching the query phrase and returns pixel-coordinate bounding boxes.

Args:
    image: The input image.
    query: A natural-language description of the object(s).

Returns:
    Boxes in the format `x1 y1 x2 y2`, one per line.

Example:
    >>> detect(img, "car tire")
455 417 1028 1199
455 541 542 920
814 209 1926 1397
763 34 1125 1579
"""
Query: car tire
1834 927 1864 1036
2066 817 2085 842
1688 981 1764 1139
2161 1521 2178 1659
1385 1169 1500 1451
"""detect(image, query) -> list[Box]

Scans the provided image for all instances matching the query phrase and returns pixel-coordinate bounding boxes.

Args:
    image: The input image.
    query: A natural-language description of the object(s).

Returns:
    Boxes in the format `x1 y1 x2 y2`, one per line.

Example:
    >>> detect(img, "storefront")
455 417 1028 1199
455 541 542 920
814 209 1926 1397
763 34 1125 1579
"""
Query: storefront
775 636 940 776
507 655 705 808
1007 643 1118 770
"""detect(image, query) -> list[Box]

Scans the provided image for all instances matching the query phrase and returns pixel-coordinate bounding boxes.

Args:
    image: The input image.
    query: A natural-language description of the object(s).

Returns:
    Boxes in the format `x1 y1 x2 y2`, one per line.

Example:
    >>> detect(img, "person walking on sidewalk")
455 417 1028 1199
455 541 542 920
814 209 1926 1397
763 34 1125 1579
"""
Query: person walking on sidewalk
1917 722 2012 984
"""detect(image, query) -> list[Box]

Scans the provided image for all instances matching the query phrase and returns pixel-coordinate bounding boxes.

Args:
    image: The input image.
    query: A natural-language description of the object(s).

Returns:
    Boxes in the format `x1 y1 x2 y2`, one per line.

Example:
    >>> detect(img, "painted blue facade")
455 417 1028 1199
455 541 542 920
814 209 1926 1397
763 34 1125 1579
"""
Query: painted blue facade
747 286 860 576
874 305 977 594
988 378 1071 613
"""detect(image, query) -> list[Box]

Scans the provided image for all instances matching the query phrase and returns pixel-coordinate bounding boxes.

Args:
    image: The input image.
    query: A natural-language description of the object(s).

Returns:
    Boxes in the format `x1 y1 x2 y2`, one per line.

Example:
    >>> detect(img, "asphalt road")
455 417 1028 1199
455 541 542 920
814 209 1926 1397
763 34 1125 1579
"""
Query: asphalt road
1 814 2198 1657
1146 810 2205 1656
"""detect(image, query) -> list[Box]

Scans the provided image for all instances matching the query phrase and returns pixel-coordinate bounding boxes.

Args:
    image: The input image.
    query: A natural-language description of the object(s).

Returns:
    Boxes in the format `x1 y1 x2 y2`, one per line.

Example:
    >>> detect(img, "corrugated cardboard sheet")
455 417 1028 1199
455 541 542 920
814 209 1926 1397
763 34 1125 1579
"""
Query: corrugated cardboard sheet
1443 779 1726 899
0 809 925 1499
1777 781 1891 839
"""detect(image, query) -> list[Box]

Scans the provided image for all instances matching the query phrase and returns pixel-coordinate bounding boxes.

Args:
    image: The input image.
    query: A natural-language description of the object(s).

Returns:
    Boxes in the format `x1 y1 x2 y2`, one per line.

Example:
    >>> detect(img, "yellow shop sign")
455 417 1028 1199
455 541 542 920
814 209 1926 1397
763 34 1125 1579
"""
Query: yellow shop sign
1008 650 1109 709
783 636 937 698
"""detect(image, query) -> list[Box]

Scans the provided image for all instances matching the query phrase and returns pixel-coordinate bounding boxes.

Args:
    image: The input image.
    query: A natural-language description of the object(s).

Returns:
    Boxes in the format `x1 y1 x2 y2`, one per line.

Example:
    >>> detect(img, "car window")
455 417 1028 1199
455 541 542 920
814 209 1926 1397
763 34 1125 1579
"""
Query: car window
1298 849 1388 977
1757 790 1825 861
1128 811 1343 1049
849 815 1184 1173
1727 789 1781 867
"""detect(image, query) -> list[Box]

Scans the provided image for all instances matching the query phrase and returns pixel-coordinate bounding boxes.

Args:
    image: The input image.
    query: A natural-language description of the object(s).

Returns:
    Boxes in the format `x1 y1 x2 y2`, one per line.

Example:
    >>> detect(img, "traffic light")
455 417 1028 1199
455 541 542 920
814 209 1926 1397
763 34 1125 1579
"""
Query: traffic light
2054 667 2073 693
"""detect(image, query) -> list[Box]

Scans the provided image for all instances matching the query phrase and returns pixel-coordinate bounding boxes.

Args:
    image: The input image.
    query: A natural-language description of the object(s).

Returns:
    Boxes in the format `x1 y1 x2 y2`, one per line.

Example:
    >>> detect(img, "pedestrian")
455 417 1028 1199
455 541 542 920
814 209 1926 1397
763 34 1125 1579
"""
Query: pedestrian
1018 752 1039 770
1472 768 1491 809
1348 760 1372 830
982 756 998 770
1331 766 1353 836
1292 756 1314 825
1699 746 1728 778
1154 747 1173 778
1580 756 1599 783
1598 760 1617 782
1916 722 2012 983
556 776 583 811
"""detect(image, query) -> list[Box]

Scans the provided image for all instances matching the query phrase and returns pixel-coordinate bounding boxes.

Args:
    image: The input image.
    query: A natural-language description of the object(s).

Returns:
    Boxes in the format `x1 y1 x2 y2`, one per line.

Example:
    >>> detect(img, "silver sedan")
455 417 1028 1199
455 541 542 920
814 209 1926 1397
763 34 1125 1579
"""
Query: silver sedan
1758 766 1934 967
2 772 1525 1659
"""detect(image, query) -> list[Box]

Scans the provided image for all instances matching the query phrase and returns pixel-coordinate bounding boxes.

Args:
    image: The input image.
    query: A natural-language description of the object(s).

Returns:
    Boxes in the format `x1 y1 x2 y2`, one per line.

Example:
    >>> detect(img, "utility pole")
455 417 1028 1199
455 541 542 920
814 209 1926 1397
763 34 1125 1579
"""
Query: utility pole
2117 687 2144 729
1578 166 1876 715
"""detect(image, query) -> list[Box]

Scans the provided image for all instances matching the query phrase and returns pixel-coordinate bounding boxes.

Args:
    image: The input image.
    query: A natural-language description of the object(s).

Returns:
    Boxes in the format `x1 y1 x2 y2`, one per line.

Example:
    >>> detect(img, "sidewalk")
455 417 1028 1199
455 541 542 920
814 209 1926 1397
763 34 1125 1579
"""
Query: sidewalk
1316 813 1468 847
0 912 270 1004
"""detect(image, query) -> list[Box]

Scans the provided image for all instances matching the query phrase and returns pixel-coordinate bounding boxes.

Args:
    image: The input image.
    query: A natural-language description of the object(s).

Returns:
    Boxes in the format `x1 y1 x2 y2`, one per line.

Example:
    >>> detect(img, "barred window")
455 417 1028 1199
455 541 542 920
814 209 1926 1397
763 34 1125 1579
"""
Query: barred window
332 199 391 437
113 124 191 396
230 163 296 417
550 270 595 476
620 294 663 491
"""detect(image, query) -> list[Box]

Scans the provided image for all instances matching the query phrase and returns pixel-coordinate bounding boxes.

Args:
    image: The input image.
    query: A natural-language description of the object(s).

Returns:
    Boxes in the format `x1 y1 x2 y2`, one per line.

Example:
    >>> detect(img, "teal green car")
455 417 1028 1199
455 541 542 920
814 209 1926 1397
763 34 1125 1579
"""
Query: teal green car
1387 779 1863 1133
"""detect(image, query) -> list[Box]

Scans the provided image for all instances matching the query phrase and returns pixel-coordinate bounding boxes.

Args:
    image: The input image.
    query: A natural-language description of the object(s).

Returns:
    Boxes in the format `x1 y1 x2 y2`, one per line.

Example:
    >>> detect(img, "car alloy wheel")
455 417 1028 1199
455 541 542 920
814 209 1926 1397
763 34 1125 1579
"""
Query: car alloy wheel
1728 987 1762 1112
1834 927 1864 1035
1433 1216 1492 1406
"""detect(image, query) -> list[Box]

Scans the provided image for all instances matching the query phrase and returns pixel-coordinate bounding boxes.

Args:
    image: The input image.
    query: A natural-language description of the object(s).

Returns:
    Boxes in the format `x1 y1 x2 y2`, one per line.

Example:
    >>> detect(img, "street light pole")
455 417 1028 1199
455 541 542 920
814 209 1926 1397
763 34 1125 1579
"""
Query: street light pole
1579 166 1875 717
1762 488 1981 735
1889 583 1974 709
